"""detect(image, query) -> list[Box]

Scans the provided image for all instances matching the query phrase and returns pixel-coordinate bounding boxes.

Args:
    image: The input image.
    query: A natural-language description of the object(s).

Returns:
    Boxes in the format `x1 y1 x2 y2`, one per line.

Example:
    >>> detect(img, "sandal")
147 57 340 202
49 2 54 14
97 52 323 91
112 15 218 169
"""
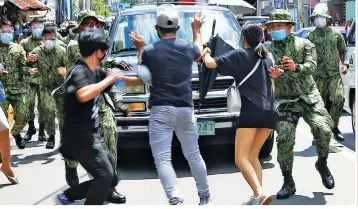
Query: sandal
0 168 19 184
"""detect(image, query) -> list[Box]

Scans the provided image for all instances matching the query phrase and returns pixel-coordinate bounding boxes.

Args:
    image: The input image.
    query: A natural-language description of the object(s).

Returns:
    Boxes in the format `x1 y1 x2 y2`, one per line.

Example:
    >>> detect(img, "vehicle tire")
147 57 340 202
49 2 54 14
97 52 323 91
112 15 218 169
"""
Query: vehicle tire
259 131 274 159
351 97 356 138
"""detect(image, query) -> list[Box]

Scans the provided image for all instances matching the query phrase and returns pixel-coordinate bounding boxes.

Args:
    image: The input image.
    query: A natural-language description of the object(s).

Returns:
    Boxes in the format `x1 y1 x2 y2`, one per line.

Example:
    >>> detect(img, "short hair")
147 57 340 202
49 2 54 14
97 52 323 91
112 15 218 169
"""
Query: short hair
157 26 177 34
78 31 110 57
43 24 56 36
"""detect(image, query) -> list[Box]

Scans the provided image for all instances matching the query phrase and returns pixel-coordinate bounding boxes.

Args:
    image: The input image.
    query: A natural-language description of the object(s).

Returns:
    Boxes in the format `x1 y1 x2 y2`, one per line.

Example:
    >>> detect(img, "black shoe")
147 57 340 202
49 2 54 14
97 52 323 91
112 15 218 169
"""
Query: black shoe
277 171 296 199
106 189 126 204
332 127 344 141
315 157 335 189
23 121 36 142
45 135 55 149
312 139 315 145
65 163 79 187
13 134 25 149
38 123 48 142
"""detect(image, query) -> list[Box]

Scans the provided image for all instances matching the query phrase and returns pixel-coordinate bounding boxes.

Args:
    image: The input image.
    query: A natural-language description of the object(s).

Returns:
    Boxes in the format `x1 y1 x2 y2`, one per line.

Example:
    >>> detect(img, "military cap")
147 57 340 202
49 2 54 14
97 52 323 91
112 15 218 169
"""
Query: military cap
310 3 332 21
29 17 45 25
265 9 296 25
66 21 78 30
72 10 105 33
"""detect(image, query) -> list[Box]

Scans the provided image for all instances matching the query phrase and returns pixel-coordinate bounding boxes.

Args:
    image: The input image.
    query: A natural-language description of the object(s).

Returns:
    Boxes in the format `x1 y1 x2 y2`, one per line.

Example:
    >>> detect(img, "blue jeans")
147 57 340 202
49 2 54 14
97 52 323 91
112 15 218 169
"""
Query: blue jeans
149 106 209 199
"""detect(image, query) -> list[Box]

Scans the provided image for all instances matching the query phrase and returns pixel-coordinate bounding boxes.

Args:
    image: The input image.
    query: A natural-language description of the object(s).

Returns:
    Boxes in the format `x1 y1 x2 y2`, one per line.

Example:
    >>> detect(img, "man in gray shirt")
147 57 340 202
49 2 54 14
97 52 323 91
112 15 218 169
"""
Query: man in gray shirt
130 6 211 205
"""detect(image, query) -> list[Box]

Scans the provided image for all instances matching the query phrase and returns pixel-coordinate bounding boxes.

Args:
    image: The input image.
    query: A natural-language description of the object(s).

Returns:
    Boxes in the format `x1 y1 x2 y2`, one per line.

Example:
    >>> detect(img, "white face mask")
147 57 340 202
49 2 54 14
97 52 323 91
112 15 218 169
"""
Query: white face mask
43 40 55 50
314 17 327 28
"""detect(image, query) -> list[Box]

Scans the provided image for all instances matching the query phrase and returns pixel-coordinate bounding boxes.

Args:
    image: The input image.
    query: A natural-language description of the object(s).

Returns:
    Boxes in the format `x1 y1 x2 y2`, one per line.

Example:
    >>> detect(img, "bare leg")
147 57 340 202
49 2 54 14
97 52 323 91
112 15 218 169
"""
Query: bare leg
249 129 272 188
234 128 263 197
0 129 15 177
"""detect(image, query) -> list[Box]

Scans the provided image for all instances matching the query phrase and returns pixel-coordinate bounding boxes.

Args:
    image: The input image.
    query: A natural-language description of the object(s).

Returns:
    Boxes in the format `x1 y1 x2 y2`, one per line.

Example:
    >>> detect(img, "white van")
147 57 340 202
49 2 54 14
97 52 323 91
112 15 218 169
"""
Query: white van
342 19 356 137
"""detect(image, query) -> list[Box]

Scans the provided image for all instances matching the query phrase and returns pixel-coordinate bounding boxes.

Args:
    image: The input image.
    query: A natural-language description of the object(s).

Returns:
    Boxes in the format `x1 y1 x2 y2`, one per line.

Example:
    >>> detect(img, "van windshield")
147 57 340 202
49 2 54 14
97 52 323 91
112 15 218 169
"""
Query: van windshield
111 10 241 55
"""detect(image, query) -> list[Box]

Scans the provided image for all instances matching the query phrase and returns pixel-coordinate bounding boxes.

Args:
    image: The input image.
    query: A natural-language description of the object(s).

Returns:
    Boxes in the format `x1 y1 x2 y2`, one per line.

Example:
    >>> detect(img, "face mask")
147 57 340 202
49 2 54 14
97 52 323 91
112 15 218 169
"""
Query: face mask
68 28 75 36
15 25 20 29
271 29 288 41
314 17 327 28
43 40 55 50
32 27 44 38
1 33 13 44
85 26 102 33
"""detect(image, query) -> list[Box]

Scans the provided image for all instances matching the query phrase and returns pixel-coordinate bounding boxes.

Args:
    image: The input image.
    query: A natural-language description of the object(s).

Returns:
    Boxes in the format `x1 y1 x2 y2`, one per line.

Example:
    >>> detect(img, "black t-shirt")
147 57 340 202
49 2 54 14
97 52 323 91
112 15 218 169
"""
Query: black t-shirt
141 38 201 108
214 48 274 111
62 60 106 151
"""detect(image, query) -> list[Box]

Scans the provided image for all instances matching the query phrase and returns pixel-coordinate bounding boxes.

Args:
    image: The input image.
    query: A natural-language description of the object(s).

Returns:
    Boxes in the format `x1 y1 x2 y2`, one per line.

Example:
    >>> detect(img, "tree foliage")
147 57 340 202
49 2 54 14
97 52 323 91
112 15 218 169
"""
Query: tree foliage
120 0 142 5
91 0 110 16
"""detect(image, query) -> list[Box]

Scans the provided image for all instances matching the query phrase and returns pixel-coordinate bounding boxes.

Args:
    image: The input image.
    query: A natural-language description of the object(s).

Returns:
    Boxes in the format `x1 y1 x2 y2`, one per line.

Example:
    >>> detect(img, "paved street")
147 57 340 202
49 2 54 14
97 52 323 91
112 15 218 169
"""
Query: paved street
0 112 355 205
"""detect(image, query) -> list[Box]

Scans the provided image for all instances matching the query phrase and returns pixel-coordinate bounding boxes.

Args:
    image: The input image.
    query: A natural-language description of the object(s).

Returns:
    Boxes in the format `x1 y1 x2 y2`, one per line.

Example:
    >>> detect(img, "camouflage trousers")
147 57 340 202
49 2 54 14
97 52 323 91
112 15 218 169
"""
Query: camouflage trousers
53 90 64 139
27 84 45 123
276 97 333 172
66 109 118 169
37 87 57 136
0 92 28 135
314 76 345 128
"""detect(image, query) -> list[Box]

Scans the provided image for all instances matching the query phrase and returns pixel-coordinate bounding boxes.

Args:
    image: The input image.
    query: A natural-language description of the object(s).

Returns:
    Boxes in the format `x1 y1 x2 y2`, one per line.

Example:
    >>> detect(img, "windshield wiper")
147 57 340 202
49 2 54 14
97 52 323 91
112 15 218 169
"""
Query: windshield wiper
112 47 137 54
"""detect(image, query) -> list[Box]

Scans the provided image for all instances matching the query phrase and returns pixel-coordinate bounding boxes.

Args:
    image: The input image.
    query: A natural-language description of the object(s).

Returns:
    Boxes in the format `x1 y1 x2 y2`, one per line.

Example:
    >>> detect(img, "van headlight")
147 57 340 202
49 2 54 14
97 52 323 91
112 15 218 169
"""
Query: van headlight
124 102 146 112
125 84 145 94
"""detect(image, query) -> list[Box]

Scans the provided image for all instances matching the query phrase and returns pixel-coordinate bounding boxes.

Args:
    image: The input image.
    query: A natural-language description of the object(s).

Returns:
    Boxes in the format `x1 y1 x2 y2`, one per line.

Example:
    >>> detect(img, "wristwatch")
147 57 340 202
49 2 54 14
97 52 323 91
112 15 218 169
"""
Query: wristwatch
295 65 301 73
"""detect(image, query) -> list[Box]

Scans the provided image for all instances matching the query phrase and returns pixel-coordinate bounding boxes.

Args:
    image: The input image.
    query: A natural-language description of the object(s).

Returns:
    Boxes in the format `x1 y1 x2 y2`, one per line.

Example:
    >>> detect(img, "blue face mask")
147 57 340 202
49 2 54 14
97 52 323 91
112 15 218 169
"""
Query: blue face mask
32 27 44 38
1 33 13 45
271 29 288 41
85 26 103 33
68 28 75 36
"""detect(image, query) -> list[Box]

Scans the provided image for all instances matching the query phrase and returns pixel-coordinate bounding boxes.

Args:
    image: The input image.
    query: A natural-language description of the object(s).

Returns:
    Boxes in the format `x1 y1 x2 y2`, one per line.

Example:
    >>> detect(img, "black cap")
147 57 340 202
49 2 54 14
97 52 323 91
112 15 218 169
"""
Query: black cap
0 19 12 26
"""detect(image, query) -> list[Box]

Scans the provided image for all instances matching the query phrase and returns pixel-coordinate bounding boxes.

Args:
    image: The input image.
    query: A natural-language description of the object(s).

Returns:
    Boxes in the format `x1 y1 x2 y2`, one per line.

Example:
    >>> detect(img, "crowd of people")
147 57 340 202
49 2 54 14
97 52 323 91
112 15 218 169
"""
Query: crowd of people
0 2 349 206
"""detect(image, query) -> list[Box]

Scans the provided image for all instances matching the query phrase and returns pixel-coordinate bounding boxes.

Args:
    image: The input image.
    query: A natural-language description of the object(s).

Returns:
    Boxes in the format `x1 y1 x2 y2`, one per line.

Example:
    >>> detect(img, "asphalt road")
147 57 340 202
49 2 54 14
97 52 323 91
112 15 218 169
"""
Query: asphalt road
0 112 355 205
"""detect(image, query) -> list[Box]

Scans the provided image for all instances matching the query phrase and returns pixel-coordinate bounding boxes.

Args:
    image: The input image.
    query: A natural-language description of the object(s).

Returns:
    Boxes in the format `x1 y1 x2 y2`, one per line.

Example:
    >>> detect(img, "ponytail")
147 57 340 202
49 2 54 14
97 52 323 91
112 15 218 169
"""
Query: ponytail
254 42 269 59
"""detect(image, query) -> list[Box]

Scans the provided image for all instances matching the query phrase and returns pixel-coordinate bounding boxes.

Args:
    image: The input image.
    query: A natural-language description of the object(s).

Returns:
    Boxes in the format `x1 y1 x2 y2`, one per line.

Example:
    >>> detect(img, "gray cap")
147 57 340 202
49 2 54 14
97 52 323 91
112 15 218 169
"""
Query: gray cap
156 6 179 29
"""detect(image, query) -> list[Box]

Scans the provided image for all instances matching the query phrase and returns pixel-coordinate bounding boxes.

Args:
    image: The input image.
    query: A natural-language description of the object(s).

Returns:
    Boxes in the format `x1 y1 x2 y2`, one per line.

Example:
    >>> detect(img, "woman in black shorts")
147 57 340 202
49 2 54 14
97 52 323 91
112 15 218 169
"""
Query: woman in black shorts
202 23 283 205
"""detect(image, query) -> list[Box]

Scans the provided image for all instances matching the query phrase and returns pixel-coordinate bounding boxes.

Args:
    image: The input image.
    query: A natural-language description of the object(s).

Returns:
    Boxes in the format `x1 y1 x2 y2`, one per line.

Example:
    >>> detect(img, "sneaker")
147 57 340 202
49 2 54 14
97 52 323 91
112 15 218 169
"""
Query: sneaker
242 196 255 205
169 197 184 205
243 193 273 205
199 192 212 205
54 194 85 205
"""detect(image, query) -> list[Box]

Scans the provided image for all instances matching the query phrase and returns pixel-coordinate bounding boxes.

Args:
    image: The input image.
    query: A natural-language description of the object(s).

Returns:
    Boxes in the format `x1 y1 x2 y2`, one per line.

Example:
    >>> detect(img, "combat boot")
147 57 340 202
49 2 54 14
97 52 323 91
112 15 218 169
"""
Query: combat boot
65 163 79 187
332 127 344 141
38 123 48 141
23 120 36 142
276 171 296 199
13 134 25 149
45 135 55 149
315 157 335 189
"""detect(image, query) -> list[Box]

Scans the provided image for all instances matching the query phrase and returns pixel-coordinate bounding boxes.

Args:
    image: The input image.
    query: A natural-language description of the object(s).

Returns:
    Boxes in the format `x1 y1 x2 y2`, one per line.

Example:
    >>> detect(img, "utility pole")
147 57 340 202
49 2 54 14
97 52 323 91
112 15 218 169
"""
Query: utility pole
257 0 262 15
297 0 304 29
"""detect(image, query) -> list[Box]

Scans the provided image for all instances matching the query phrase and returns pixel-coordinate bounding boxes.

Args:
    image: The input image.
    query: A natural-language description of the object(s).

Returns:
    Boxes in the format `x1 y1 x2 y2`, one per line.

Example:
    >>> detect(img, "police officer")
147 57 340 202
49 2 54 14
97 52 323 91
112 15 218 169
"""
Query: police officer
307 3 348 142
0 19 35 149
29 24 67 149
266 10 335 200
19 18 48 142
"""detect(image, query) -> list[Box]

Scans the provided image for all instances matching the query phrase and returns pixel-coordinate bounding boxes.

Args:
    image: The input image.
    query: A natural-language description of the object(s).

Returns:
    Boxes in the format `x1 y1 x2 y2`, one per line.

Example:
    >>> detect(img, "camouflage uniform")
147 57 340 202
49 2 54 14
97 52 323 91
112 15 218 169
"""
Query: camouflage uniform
63 21 78 45
307 3 349 141
266 10 335 199
0 42 29 149
29 43 67 148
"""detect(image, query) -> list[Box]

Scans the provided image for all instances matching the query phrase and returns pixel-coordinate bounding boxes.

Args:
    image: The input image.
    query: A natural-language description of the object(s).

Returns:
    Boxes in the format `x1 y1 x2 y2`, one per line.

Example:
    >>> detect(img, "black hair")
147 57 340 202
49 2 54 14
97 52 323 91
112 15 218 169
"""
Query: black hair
78 31 110 57
42 24 56 36
241 22 269 59
157 26 178 34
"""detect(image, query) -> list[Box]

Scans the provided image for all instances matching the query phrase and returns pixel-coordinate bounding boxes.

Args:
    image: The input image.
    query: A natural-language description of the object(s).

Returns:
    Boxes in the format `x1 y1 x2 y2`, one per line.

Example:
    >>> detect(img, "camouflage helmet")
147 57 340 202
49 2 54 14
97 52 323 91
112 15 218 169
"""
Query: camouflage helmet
265 9 296 26
310 3 332 21
0 19 12 26
59 21 68 29
72 10 105 33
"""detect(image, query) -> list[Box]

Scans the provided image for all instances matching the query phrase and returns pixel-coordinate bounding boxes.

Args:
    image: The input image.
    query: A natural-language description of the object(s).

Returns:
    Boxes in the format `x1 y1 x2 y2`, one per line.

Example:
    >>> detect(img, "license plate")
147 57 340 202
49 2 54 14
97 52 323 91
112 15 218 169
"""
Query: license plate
197 121 215 136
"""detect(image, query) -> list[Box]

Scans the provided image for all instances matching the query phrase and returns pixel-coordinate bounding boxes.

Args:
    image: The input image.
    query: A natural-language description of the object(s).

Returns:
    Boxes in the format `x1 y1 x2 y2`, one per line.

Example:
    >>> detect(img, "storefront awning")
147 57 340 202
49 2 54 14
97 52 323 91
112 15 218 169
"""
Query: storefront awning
8 0 49 11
